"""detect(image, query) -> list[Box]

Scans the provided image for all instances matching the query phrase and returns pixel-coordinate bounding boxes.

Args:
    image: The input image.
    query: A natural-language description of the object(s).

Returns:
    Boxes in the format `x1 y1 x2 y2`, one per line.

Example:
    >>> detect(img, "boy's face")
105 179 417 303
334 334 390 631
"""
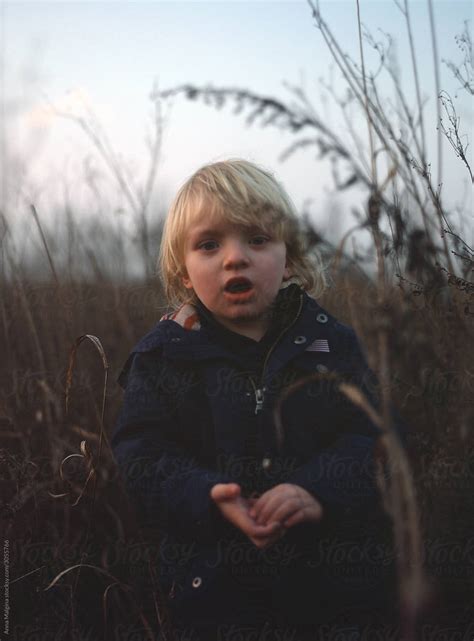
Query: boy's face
181 216 290 340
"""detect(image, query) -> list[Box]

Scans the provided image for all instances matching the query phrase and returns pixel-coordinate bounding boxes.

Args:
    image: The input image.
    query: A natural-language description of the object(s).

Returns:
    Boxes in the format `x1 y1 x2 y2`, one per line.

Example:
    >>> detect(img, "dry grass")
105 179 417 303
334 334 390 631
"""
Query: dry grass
1 240 473 639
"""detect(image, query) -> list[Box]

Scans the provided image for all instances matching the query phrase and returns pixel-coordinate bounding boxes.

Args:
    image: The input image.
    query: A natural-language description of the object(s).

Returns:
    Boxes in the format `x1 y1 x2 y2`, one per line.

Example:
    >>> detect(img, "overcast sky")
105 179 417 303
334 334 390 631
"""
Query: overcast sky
1 1 472 245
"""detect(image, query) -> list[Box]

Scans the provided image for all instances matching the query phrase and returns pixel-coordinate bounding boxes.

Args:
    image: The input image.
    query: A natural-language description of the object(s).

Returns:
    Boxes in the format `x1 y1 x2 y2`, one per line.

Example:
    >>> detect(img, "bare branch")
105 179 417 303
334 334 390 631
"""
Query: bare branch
439 90 473 183
443 20 474 95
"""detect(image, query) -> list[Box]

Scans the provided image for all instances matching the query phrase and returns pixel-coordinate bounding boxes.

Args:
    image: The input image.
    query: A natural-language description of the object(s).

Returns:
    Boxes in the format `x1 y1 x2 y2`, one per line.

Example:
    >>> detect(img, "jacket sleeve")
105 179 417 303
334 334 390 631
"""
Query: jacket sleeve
286 328 408 512
111 350 233 542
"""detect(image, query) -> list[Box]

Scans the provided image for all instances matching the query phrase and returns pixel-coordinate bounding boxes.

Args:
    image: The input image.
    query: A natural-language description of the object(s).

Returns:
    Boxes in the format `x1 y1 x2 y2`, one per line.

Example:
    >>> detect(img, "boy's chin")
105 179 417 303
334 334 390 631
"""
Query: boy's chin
227 308 272 325
226 303 263 317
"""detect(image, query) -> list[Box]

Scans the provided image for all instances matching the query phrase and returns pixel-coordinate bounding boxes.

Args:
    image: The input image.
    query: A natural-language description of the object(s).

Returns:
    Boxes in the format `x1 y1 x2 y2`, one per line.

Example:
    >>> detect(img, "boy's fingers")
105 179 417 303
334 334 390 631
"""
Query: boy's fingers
249 523 286 548
210 483 241 502
257 496 323 527
251 484 296 521
266 494 320 525
310 499 323 521
248 521 281 538
283 503 323 528
247 497 258 512
255 492 294 524
214 494 277 540
238 505 281 539
241 522 277 545
243 517 279 539
249 488 274 518
254 486 324 526
283 509 309 528
254 498 277 524
264 500 300 525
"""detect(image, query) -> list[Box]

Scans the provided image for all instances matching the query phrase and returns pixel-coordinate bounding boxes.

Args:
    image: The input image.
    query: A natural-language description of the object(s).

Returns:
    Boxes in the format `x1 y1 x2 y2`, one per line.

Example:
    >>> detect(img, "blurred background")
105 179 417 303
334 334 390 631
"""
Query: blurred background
1 0 472 277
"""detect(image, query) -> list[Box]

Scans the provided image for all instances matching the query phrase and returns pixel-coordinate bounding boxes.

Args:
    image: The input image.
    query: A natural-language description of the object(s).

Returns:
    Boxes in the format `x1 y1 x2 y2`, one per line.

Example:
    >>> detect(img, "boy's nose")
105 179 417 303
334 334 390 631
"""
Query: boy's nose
222 240 250 269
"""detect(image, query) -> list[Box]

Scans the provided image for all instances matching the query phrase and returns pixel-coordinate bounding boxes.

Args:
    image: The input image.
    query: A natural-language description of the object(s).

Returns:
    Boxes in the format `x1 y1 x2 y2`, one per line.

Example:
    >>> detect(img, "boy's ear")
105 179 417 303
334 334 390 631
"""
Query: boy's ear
181 271 193 290
282 262 291 281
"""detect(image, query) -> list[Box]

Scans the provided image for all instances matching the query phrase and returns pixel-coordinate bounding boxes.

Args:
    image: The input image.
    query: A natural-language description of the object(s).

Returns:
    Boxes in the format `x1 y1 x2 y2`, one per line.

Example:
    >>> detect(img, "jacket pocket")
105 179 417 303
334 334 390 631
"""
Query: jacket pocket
165 546 246 625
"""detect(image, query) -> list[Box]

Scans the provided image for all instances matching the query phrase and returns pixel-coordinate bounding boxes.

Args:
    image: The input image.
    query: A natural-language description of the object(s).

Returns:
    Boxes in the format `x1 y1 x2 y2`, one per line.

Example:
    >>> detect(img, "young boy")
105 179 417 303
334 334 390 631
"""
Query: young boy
112 159 402 640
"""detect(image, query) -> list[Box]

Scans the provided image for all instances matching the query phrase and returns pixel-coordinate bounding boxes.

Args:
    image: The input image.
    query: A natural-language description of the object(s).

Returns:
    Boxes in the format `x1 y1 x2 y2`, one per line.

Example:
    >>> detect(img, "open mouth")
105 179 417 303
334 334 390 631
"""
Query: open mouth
224 277 253 294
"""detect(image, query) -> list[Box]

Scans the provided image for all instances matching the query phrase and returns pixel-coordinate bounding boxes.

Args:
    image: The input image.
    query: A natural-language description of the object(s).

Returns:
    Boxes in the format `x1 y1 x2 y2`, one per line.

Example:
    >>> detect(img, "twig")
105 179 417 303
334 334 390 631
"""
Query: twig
404 0 427 164
356 0 378 184
427 0 443 189
30 204 61 288
439 91 473 183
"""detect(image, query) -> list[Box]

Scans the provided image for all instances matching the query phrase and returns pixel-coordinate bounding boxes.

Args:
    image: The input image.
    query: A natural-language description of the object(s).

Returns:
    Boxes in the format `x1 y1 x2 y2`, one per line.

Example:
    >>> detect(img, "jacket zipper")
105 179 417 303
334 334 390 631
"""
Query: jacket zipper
253 386 264 414
249 292 304 414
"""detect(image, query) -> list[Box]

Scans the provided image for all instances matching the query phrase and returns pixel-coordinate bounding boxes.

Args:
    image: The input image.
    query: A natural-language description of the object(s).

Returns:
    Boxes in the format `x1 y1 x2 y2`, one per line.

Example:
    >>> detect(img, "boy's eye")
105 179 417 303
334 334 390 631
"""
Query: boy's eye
198 240 218 251
249 235 269 245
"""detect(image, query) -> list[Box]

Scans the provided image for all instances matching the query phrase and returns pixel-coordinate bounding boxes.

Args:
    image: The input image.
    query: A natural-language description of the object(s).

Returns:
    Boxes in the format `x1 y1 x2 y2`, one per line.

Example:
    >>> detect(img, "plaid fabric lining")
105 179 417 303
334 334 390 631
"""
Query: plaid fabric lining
160 304 201 331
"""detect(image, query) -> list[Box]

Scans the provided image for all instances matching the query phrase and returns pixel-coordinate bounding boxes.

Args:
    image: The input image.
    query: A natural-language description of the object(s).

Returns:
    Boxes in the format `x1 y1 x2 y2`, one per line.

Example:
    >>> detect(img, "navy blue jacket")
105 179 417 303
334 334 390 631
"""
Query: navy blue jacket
111 284 403 630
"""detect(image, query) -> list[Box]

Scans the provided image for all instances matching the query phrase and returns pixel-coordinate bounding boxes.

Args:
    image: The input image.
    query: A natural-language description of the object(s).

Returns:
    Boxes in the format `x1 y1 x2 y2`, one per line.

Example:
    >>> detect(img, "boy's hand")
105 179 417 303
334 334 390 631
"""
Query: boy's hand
211 483 283 549
248 483 323 528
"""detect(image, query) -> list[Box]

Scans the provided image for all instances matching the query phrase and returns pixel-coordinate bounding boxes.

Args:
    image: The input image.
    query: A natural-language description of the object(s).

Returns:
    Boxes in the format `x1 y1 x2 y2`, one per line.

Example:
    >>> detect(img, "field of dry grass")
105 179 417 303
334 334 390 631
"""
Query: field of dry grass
1 232 472 640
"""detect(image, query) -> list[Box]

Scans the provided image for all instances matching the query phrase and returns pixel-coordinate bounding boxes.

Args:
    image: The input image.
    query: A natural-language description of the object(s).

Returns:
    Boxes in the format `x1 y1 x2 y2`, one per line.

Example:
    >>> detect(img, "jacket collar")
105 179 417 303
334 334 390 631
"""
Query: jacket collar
132 284 336 371
159 283 303 335
159 303 202 331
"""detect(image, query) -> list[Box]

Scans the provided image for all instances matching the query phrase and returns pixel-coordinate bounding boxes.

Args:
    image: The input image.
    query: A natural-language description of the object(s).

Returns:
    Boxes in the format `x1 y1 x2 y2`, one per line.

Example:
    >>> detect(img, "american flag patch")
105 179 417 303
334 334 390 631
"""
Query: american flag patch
305 339 330 352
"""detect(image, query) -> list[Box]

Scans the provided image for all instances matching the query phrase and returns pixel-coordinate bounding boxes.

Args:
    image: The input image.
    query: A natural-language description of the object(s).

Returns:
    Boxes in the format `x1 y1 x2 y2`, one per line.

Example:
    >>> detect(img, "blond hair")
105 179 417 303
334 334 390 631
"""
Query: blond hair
159 158 326 309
